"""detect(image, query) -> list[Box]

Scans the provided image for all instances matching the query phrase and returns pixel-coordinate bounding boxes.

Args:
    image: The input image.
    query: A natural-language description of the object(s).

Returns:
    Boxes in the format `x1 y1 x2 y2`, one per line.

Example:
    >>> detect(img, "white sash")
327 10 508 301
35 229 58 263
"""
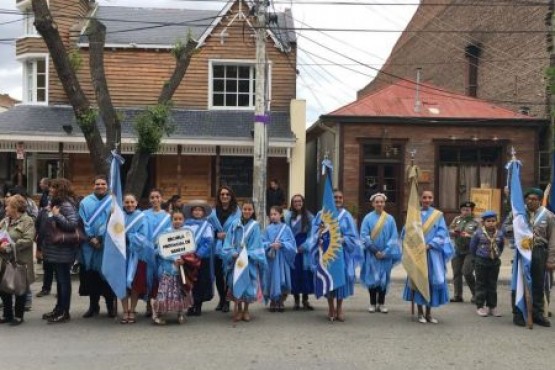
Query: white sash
194 221 209 245
125 212 145 233
84 195 111 228
152 213 171 238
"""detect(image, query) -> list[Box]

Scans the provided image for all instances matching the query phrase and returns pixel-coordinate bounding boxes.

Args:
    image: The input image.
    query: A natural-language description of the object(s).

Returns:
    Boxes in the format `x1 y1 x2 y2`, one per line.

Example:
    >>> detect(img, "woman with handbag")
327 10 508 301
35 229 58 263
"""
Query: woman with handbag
40 178 81 324
0 194 36 325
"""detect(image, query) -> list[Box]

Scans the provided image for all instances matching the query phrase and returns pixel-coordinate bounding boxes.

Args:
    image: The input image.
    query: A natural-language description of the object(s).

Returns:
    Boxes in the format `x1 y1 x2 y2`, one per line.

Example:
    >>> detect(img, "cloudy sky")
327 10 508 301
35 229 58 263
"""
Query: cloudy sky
0 0 417 124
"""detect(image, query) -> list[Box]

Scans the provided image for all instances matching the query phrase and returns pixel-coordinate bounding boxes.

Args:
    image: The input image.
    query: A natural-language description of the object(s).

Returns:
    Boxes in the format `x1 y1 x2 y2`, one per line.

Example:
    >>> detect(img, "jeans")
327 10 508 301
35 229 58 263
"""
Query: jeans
53 262 72 313
42 261 54 292
474 256 500 308
214 256 227 302
0 292 26 320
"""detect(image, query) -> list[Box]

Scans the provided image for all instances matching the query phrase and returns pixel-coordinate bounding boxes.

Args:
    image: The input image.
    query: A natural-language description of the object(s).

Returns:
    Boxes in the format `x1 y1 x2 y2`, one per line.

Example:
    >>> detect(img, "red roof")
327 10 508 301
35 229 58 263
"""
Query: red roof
329 80 531 119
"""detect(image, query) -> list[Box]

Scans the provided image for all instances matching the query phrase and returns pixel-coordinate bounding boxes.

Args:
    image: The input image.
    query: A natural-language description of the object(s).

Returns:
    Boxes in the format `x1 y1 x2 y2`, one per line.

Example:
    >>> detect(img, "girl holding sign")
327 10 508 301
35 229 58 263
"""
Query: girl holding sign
152 209 200 325
183 200 214 317
222 200 267 322
262 206 296 312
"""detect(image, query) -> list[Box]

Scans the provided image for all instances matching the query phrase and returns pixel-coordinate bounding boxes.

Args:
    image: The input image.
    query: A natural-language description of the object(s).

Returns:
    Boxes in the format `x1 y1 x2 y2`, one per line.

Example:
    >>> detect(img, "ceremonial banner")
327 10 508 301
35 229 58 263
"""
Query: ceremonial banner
312 159 345 298
507 159 533 325
101 151 127 300
402 165 430 303
157 228 196 260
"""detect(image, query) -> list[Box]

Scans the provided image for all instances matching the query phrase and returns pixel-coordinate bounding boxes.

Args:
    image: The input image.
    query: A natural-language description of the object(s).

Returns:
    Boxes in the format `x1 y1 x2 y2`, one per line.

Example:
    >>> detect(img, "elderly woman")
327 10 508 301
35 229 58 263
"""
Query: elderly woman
0 194 36 325
39 178 80 324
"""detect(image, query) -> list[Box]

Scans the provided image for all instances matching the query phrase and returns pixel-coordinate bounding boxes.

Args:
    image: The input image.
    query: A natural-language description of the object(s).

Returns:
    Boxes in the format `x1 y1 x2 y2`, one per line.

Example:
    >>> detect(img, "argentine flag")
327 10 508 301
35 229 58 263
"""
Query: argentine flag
233 243 250 298
102 151 127 299
508 159 533 323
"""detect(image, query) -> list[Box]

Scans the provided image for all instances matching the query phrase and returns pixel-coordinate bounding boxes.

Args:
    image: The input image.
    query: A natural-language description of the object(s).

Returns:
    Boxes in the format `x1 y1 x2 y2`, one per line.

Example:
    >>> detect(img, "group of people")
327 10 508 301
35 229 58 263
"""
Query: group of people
0 177 554 329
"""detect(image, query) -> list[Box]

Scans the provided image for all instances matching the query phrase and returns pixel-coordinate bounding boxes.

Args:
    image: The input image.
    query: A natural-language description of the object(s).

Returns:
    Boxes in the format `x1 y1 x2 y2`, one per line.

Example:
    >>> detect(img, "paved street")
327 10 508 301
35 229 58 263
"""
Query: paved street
1 262 553 370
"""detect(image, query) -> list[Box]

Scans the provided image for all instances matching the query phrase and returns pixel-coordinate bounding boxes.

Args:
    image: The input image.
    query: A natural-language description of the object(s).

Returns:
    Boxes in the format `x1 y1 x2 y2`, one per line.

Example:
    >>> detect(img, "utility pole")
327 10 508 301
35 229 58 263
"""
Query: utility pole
549 0 555 207
253 0 268 227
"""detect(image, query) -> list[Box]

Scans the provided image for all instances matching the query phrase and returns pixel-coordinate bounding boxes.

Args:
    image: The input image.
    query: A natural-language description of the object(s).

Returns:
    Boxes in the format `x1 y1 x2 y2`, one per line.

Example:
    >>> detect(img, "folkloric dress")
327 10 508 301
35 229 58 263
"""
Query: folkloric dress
262 222 297 302
402 207 454 307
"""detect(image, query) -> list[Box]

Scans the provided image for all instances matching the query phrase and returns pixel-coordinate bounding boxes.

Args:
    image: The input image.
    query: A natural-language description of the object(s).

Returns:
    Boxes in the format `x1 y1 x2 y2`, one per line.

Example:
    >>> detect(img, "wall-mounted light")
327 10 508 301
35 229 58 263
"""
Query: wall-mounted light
471 135 479 142
449 135 457 141
492 136 498 142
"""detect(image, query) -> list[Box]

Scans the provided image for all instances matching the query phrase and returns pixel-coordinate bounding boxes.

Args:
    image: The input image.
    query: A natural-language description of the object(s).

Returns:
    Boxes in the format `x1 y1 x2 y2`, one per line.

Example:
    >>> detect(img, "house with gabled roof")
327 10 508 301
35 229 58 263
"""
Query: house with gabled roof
306 80 547 223
1 0 305 200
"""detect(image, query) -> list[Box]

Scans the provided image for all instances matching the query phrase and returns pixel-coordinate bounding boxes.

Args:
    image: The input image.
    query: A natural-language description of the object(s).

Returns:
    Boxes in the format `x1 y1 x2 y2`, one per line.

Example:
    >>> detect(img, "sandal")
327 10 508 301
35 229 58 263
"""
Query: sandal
120 312 129 324
128 312 136 324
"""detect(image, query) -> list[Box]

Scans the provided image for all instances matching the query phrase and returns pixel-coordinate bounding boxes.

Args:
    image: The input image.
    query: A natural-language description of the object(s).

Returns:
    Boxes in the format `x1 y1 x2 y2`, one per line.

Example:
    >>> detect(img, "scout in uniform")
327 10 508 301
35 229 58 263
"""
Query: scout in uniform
449 201 479 303
470 210 504 317
503 187 555 327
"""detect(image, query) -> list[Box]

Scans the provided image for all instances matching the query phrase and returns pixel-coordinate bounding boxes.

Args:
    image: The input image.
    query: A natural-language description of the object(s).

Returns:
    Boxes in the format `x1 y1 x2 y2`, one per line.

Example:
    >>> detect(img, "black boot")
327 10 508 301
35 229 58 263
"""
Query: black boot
48 311 70 324
83 296 100 318
215 300 224 311
513 314 526 327
106 297 116 318
221 300 230 313
533 315 551 327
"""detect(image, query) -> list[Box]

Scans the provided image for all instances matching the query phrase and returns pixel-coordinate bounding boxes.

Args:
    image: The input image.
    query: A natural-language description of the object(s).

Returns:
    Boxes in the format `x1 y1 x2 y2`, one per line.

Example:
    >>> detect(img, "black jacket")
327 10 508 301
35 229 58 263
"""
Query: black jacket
38 199 81 264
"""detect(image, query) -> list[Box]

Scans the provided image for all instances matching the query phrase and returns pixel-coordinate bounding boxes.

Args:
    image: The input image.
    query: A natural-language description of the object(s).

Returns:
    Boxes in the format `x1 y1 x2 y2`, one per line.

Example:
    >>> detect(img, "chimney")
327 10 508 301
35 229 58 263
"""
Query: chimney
414 68 422 113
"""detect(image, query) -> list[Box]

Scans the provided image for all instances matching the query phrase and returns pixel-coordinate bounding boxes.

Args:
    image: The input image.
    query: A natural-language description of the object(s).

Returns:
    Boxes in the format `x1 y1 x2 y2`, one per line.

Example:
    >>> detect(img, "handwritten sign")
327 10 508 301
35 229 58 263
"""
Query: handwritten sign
157 228 196 260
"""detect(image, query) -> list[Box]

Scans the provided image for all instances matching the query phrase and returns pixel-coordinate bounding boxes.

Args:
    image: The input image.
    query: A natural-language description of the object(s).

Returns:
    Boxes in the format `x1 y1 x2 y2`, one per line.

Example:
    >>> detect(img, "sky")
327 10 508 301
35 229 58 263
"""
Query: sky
0 0 417 125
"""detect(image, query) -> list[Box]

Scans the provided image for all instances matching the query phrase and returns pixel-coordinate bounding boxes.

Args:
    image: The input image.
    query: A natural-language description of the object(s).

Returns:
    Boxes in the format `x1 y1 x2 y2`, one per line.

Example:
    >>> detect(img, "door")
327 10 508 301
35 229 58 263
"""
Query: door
360 163 402 223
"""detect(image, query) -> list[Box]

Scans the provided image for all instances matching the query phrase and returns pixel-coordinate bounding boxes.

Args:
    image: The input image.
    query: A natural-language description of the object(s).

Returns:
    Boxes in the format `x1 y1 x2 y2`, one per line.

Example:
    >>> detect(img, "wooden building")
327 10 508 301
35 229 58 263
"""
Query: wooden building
306 80 547 223
1 0 305 201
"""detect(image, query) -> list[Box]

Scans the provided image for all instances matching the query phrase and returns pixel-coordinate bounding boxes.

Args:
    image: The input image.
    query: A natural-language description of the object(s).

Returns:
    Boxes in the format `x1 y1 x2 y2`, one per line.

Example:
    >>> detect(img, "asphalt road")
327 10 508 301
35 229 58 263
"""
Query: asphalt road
1 277 552 370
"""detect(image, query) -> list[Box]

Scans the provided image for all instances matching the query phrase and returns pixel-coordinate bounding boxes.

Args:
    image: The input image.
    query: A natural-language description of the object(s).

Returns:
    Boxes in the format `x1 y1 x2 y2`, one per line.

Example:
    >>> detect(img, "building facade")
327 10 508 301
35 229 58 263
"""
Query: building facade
1 0 304 201
306 81 547 223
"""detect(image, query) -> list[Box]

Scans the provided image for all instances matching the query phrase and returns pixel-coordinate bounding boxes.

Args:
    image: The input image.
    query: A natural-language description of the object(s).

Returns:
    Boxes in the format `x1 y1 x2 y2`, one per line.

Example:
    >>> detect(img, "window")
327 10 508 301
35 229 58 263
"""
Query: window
210 62 258 109
438 146 500 210
23 11 38 36
218 156 253 197
23 58 47 104
465 44 481 97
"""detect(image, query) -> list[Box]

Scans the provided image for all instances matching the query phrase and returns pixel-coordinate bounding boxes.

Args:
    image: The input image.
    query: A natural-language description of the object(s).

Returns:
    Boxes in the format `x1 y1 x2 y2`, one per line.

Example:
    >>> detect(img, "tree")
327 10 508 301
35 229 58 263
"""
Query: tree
32 0 197 195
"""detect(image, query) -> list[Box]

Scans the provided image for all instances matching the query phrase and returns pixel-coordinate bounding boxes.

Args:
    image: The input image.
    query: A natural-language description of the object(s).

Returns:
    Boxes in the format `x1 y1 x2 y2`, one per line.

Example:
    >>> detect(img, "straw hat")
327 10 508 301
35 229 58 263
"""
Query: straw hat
182 200 212 218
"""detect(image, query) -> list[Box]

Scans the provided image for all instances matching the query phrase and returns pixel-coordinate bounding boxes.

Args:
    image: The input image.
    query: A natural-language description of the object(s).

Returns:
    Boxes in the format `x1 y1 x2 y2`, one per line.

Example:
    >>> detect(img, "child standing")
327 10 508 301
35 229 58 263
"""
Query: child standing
262 206 296 312
152 209 200 325
222 200 267 322
470 210 504 317
121 193 148 324
183 200 214 317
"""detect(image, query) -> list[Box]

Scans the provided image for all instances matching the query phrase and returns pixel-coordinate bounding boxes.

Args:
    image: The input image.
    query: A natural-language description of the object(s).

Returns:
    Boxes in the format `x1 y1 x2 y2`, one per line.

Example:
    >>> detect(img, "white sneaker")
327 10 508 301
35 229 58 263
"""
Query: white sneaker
417 315 427 324
426 316 439 324
476 307 489 317
368 305 377 313
489 308 502 317
377 305 388 314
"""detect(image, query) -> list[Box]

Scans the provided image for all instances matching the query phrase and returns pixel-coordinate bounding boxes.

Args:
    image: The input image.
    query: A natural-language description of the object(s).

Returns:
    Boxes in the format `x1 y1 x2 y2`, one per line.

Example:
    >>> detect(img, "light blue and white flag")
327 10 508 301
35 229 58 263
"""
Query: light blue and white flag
232 222 256 298
102 150 127 299
507 158 533 323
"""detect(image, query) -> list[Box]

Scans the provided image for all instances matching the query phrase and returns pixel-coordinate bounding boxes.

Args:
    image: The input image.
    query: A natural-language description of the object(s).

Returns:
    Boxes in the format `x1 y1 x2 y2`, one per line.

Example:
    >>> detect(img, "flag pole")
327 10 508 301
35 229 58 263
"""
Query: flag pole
409 149 416 317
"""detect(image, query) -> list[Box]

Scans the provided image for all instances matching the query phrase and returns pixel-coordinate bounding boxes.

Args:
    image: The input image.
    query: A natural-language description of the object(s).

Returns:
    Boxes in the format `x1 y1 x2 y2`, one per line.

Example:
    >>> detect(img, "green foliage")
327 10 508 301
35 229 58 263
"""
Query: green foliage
171 29 195 60
77 108 97 134
546 66 555 95
68 49 82 72
134 102 175 154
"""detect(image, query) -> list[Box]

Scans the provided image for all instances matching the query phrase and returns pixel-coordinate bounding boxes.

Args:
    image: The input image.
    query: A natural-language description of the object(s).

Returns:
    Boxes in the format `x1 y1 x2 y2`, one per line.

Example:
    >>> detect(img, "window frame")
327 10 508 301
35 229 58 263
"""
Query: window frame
23 10 39 37
19 54 49 105
208 59 272 110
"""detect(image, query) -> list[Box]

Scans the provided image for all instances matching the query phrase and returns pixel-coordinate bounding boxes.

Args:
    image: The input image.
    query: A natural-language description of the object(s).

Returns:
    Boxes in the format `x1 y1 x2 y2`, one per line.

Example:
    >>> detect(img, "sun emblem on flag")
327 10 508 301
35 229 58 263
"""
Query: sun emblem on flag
236 259 245 268
112 222 125 235
521 237 532 250
320 210 341 267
